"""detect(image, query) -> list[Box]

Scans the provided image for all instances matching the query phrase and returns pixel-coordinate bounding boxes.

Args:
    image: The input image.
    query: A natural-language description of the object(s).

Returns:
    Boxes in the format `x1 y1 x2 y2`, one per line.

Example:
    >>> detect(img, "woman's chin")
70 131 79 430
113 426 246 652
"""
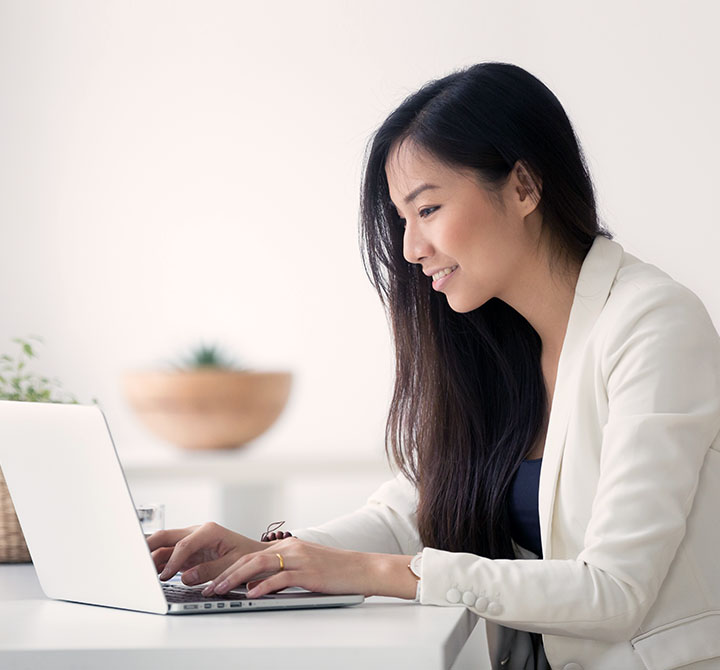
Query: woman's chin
445 293 490 314
445 296 473 313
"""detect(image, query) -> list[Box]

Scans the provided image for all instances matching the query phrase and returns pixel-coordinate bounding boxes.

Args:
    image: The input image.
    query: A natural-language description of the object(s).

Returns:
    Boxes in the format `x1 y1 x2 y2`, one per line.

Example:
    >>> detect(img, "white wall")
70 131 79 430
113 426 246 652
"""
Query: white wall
1 0 718 462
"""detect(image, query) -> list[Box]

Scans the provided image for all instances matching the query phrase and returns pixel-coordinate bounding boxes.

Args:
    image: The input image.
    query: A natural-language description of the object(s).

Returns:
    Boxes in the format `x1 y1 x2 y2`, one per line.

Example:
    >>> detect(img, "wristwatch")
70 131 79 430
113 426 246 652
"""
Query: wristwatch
407 552 423 602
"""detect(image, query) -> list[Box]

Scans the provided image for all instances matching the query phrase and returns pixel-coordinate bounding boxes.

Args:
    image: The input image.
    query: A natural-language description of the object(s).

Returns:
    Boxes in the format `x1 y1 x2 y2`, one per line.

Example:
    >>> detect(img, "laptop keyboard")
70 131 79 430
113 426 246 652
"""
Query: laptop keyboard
162 583 248 603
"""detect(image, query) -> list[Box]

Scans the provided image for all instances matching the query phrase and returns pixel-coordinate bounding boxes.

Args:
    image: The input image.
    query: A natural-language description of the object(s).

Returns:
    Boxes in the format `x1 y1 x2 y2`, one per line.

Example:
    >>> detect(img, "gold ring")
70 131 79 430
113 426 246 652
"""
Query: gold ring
276 553 285 571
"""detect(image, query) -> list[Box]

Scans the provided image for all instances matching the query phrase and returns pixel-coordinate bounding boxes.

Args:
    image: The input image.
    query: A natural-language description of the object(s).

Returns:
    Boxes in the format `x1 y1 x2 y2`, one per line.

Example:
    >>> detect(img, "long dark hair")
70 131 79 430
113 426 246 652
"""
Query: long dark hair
359 62 612 559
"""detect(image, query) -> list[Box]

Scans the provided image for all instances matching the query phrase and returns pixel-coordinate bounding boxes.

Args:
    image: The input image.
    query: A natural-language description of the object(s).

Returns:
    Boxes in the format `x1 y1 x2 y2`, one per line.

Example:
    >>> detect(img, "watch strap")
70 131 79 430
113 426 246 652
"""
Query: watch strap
408 552 423 602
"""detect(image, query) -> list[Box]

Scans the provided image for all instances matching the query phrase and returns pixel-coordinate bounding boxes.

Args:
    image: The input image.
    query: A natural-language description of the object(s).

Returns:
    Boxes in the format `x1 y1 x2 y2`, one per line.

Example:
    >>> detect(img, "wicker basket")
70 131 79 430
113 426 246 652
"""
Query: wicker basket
0 466 32 563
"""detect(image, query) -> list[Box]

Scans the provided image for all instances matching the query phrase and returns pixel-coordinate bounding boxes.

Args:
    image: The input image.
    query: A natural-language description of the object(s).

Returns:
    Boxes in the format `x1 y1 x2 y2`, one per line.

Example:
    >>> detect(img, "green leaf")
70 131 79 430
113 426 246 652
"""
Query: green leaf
1 335 85 404
176 342 241 370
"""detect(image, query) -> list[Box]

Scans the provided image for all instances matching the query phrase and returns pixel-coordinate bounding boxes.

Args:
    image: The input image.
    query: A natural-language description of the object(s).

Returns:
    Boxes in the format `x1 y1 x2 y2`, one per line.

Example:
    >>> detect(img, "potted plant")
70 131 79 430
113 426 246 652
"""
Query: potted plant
0 336 80 563
122 343 292 450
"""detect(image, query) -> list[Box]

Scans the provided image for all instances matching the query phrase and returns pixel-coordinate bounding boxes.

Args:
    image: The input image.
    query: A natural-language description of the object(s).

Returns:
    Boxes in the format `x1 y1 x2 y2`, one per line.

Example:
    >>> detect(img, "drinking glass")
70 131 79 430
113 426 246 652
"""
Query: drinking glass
136 503 165 538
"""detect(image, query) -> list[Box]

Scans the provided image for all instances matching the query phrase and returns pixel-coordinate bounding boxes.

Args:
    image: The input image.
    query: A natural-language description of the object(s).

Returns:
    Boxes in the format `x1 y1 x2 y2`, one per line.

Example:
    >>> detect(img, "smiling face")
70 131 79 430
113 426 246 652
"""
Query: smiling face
385 139 543 313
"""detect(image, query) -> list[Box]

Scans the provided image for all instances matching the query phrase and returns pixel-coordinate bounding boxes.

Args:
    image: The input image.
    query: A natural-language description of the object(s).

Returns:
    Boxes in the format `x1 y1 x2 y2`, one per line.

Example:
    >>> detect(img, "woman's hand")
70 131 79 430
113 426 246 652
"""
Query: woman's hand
147 522 267 586
201 536 418 600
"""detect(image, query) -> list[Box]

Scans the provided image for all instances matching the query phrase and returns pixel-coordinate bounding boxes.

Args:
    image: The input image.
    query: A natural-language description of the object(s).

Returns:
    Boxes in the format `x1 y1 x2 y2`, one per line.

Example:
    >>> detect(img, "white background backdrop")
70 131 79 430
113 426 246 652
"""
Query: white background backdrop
1 0 718 467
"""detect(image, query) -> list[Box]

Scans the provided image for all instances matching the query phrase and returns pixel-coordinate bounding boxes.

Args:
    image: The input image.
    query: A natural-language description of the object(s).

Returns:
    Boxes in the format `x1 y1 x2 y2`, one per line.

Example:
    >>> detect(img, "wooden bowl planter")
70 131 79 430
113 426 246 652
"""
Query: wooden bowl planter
123 370 292 450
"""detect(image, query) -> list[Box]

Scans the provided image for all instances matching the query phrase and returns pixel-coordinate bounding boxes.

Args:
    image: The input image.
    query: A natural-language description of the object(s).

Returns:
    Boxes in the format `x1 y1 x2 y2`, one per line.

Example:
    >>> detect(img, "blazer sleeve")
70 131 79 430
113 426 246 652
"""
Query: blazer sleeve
419 281 720 642
290 470 423 556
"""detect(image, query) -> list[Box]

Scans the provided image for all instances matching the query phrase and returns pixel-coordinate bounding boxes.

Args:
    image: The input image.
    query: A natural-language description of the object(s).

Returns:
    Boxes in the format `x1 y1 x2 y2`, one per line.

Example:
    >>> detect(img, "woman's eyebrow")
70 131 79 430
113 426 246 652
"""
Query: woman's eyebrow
390 183 441 211
404 183 440 204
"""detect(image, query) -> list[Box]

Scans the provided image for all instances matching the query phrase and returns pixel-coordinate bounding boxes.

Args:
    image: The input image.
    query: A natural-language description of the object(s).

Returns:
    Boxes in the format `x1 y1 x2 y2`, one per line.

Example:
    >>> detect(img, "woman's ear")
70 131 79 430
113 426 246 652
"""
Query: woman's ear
513 160 542 212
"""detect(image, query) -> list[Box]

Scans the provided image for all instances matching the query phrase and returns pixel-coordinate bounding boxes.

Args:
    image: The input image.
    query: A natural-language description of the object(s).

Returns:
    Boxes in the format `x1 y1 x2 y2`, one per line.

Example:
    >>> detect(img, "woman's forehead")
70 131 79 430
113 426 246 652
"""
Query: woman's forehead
385 140 439 182
385 143 453 205
384 140 478 204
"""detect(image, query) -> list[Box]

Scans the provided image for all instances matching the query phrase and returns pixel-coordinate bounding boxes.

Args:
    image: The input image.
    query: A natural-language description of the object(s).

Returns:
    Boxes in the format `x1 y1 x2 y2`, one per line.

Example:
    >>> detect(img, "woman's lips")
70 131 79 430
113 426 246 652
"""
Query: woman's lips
432 267 457 291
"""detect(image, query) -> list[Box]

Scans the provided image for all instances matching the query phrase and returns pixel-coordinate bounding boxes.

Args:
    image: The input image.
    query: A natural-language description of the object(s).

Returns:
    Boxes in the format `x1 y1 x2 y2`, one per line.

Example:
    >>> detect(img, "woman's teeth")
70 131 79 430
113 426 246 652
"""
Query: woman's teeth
432 266 458 281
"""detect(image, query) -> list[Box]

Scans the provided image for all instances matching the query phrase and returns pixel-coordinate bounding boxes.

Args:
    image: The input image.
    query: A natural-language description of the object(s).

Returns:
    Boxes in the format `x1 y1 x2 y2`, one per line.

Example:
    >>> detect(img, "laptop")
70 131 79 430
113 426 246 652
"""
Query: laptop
0 400 364 614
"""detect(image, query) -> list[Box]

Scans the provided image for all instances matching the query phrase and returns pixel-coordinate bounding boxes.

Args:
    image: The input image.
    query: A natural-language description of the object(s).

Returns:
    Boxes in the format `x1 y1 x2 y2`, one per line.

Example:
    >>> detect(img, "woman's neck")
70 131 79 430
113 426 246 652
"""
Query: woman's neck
499 244 581 367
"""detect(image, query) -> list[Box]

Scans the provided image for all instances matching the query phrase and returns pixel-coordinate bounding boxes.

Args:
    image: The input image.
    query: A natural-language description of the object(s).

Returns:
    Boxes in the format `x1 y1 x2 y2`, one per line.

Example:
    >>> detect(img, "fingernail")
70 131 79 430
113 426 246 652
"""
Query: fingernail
202 583 215 596
214 580 229 594
247 587 258 598
159 570 168 580
183 569 198 584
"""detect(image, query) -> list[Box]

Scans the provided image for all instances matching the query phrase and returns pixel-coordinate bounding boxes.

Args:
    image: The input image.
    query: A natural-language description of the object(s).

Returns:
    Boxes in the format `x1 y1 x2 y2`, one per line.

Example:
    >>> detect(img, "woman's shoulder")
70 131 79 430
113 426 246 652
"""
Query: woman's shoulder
601 245 716 335
589 244 720 378
613 248 697 301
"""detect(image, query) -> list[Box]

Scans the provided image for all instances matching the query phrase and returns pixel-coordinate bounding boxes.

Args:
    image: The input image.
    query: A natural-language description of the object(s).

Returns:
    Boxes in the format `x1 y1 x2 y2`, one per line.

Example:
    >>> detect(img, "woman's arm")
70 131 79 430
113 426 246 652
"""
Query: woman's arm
289 470 423 556
199 538 420 599
150 471 423 594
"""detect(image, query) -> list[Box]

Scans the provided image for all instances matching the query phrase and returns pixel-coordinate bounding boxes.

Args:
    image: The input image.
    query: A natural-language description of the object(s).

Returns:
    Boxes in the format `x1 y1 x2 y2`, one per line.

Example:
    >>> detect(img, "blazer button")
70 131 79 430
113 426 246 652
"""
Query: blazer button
487 601 503 616
474 596 489 612
462 591 476 606
563 664 583 670
446 588 461 603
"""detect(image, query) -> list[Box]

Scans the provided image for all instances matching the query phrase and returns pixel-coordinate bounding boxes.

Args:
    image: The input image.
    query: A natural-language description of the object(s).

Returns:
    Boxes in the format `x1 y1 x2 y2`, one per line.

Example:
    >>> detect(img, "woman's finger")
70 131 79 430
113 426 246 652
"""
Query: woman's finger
150 546 174 572
180 553 241 586
158 523 222 580
206 552 283 596
246 571 293 598
146 526 196 552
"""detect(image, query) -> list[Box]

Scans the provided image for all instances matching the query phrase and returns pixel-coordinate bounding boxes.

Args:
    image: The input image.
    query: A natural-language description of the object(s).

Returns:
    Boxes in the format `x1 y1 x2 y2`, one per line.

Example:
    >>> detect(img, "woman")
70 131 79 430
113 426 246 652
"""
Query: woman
149 62 720 669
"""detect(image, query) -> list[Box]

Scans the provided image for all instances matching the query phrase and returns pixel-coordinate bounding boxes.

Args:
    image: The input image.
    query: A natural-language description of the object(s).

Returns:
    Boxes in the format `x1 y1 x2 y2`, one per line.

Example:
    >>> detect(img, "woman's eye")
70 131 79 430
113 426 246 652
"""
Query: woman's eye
419 206 438 218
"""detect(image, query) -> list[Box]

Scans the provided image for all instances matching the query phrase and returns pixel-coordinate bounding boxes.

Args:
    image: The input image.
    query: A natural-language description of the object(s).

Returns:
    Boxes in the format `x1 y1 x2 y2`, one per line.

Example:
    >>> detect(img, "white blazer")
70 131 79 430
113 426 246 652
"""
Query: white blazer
293 236 720 670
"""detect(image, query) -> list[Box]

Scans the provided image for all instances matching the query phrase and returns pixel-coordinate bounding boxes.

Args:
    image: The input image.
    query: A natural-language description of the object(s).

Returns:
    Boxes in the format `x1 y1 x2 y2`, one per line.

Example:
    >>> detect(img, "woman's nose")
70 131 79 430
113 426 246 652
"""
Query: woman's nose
403 220 432 265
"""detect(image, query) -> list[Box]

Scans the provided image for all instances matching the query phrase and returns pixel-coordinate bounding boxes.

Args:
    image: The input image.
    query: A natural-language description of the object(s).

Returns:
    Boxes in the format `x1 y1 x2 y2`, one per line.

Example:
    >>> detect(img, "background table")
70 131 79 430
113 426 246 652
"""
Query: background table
119 449 397 535
0 564 491 669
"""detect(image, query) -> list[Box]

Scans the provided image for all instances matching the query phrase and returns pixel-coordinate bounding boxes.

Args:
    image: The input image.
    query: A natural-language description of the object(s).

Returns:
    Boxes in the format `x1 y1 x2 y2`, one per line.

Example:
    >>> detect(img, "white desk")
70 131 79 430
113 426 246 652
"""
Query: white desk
0 564 490 669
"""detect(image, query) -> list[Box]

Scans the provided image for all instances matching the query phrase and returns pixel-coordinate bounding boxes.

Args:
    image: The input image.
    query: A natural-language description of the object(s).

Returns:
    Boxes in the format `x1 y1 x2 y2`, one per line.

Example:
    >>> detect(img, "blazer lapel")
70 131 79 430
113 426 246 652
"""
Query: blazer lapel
538 235 624 557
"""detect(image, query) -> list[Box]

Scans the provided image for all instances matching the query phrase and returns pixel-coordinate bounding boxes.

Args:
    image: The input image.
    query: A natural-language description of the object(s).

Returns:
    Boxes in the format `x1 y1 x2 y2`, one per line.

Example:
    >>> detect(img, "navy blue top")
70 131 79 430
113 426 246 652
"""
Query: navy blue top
508 457 543 558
